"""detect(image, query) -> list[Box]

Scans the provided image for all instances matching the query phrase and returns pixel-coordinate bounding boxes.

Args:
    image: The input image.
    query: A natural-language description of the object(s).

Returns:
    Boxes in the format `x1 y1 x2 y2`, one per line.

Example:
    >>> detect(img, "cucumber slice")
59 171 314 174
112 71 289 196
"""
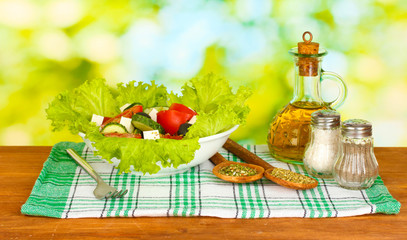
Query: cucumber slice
101 122 128 134
131 114 165 134
136 112 151 119
123 102 143 111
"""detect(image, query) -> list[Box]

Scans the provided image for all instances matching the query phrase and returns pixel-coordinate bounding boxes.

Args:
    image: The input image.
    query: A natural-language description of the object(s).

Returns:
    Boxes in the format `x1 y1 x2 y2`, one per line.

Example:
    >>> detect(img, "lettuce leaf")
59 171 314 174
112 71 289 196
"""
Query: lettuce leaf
173 73 252 138
116 80 169 108
46 74 251 175
184 106 239 138
86 127 200 174
46 78 119 134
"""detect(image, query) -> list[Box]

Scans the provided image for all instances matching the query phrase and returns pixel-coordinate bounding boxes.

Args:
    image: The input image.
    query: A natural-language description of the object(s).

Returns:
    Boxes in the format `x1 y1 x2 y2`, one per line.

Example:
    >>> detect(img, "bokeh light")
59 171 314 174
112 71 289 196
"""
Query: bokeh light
0 0 406 147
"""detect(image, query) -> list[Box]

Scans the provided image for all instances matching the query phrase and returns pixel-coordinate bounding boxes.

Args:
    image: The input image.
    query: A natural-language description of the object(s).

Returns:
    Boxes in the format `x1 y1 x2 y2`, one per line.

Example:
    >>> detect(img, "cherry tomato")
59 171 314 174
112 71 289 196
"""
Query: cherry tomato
157 110 192 135
169 103 197 117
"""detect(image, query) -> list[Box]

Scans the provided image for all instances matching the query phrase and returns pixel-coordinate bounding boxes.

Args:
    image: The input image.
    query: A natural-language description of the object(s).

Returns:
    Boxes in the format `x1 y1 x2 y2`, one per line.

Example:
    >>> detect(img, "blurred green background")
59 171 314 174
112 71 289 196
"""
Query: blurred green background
1 0 406 146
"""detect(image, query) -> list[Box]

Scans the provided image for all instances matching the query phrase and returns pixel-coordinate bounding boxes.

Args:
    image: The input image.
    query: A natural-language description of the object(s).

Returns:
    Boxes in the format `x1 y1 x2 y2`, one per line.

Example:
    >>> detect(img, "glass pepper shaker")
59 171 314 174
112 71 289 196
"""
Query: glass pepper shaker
303 110 342 178
333 119 379 190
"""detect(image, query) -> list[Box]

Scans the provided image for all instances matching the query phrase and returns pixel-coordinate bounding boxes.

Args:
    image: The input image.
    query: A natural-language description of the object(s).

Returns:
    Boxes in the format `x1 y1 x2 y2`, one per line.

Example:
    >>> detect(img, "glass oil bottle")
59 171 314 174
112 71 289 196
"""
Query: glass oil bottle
267 32 347 164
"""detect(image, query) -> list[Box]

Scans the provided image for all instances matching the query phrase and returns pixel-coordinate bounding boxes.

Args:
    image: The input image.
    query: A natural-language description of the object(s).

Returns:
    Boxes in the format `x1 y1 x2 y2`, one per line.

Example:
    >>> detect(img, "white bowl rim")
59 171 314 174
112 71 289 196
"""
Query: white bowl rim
198 125 239 143
78 125 239 176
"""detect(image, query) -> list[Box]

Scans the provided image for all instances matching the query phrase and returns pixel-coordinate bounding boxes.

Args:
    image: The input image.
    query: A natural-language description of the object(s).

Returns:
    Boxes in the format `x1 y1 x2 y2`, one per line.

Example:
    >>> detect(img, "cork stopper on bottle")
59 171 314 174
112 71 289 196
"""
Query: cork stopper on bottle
298 31 319 54
297 31 320 76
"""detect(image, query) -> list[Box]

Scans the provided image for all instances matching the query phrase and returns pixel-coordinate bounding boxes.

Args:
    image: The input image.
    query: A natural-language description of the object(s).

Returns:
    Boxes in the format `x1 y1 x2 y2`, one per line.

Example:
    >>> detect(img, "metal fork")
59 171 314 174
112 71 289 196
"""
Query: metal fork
66 148 128 199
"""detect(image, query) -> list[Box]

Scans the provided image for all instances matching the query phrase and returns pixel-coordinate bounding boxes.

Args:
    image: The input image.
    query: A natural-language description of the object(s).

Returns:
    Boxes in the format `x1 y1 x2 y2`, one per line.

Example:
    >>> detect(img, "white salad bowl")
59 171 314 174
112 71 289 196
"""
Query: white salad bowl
79 125 239 177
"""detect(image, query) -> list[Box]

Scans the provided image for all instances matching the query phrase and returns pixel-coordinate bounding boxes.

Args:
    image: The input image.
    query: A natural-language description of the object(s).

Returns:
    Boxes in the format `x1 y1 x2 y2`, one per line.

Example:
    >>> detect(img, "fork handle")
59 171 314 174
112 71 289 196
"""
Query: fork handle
66 148 102 182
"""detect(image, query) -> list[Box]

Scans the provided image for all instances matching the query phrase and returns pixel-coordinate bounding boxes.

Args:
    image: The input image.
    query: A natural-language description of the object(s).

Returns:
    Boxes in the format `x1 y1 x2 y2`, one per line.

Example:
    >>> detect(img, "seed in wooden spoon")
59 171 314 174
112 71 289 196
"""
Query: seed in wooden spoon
269 168 316 184
219 164 258 177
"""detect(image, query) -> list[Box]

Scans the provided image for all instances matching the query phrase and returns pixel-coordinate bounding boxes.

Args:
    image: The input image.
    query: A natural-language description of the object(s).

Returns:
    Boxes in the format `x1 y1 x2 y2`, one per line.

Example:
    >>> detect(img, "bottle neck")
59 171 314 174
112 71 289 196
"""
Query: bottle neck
291 57 324 108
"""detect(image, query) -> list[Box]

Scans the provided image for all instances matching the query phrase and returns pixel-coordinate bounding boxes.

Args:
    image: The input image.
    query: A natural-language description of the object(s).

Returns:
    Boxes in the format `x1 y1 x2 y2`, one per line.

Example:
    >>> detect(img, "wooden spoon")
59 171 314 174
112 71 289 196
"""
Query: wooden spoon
210 153 264 183
222 139 318 190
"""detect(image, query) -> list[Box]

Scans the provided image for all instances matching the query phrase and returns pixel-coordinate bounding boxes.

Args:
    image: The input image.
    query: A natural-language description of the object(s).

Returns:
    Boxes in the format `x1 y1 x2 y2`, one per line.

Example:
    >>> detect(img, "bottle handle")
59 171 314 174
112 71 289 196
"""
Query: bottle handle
321 69 347 109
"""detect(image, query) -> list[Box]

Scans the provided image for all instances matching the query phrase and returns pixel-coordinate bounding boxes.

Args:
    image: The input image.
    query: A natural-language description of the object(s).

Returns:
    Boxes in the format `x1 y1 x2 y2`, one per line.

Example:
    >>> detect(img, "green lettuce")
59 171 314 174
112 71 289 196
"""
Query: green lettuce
46 74 251 174
46 78 119 134
172 73 252 139
116 80 169 108
86 126 200 174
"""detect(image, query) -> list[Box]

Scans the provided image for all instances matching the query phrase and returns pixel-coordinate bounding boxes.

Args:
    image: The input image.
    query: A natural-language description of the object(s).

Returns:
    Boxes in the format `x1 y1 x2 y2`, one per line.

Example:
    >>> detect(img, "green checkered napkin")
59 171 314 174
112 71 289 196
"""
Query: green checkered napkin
21 142 400 218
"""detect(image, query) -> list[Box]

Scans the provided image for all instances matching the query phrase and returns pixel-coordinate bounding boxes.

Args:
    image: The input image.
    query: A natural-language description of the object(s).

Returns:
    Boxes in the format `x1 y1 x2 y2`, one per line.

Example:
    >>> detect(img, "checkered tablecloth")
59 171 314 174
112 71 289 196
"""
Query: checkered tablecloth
21 142 400 218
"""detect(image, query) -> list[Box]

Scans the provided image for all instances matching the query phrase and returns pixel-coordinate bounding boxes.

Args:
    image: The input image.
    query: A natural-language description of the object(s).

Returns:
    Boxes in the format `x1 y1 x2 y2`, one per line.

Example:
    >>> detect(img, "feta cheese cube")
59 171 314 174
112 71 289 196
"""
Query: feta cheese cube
143 130 160 140
188 115 197 124
119 117 134 133
120 103 131 112
148 108 159 122
91 114 105 126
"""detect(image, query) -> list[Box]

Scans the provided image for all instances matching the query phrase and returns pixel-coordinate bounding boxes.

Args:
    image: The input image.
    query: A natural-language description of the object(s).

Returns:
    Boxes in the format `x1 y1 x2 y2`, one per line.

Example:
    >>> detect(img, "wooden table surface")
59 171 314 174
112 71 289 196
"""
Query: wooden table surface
0 146 405 240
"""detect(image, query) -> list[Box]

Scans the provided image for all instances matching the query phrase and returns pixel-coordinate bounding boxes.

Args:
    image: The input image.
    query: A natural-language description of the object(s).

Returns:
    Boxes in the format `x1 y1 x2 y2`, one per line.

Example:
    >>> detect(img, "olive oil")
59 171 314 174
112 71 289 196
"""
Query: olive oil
266 32 347 164
267 101 328 163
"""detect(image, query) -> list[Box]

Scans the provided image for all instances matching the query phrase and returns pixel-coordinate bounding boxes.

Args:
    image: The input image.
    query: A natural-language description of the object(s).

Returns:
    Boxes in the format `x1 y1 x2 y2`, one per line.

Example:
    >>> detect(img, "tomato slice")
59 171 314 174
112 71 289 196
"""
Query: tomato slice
101 105 143 128
120 105 143 118
161 134 183 140
169 103 197 117
103 133 142 138
157 110 192 135
102 117 112 124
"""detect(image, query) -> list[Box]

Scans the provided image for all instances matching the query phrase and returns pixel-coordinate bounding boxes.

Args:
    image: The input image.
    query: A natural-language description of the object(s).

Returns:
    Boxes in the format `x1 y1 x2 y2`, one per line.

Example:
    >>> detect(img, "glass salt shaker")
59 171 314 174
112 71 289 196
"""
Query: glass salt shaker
303 110 341 178
333 119 379 190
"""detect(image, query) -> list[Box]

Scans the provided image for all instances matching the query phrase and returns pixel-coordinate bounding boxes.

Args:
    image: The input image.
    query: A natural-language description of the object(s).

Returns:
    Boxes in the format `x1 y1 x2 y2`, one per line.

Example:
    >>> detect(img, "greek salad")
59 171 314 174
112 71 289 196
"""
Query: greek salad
92 102 198 140
46 74 251 174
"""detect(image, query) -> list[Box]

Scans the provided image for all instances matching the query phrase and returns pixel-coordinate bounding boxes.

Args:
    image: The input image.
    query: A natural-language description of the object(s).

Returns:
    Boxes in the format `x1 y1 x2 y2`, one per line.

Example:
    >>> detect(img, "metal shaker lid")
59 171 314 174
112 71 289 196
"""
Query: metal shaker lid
342 119 372 138
311 109 341 129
